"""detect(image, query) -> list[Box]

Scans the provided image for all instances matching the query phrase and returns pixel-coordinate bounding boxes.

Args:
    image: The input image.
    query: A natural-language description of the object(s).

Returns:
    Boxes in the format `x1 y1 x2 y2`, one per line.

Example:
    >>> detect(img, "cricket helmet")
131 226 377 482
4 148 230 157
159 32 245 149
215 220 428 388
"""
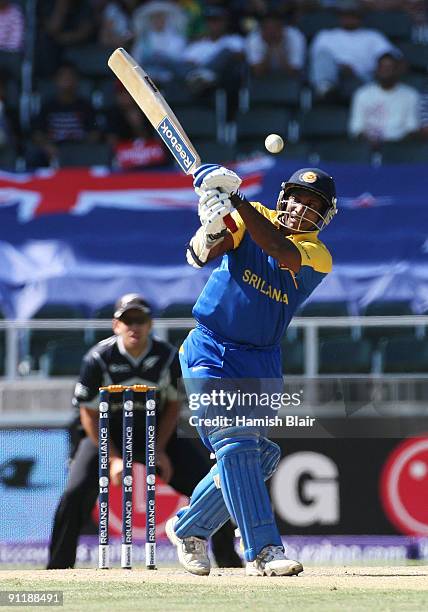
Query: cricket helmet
276 168 337 232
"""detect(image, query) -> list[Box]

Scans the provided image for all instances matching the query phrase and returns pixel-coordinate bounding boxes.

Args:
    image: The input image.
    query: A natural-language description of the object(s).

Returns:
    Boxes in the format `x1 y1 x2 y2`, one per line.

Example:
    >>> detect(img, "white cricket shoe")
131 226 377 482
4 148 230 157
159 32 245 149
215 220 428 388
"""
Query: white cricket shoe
166 516 211 576
246 545 303 577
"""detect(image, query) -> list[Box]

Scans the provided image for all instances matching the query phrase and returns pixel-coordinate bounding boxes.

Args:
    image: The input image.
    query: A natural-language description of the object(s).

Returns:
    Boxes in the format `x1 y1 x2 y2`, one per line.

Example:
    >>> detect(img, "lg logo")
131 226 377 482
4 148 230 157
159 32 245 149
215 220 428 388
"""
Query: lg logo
271 452 340 526
381 436 428 535
0 459 36 488
93 463 188 537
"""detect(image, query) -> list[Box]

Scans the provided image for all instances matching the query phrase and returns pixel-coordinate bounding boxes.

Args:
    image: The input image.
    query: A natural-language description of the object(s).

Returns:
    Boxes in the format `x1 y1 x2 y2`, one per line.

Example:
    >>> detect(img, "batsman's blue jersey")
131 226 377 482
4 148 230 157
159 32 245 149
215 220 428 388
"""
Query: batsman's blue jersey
192 202 332 348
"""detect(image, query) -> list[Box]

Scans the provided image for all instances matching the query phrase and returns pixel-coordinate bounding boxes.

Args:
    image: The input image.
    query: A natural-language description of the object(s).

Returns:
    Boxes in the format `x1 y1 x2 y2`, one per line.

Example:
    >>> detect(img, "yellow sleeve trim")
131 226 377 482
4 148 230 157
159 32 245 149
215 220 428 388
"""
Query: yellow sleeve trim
288 236 333 274
230 202 277 249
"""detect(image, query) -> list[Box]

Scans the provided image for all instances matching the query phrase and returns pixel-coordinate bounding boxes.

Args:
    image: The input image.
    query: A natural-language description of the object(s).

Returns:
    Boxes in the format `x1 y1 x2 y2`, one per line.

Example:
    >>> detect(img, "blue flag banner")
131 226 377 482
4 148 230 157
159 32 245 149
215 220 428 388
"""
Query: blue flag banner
0 158 426 318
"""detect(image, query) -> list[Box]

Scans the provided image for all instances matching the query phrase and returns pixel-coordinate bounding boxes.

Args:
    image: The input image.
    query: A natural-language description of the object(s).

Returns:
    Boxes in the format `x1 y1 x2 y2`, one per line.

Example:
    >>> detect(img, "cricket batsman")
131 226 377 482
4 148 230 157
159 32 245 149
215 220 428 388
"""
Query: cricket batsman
166 165 337 576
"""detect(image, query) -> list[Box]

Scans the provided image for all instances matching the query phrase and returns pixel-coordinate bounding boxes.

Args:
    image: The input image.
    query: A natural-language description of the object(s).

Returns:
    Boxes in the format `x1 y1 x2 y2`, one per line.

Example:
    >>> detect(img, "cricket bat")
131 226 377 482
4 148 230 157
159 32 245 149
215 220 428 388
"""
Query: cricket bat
107 48 237 232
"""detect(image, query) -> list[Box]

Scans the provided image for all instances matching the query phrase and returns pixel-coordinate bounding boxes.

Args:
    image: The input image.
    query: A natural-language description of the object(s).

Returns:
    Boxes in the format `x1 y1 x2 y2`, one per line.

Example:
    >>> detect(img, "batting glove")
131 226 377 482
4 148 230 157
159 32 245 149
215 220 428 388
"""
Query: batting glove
186 226 225 269
193 164 242 194
198 188 232 225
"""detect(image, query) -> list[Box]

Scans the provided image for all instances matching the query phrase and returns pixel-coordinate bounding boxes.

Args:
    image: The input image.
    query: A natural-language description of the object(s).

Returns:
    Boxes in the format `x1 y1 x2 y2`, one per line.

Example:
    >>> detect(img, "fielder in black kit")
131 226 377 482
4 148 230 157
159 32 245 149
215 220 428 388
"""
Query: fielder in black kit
47 293 240 569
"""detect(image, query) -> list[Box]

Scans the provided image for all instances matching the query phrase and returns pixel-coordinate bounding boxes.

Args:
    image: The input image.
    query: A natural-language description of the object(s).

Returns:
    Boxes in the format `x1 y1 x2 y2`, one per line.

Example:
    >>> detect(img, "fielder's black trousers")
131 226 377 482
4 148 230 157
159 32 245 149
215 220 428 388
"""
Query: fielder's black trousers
47 435 239 568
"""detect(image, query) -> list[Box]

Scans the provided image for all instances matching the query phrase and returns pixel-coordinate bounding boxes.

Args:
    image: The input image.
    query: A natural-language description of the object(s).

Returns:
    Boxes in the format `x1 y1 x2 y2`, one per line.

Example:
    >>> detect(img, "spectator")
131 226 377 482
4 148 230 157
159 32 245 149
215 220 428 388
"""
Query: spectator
196 0 272 33
182 5 245 105
36 0 94 76
309 0 395 101
362 0 428 42
349 51 421 145
0 75 16 152
361 0 399 5
245 11 306 78
361 0 425 20
106 83 169 170
44 0 94 48
131 1 187 83
29 63 100 168
98 0 137 49
178 0 205 39
0 0 23 52
418 80 428 139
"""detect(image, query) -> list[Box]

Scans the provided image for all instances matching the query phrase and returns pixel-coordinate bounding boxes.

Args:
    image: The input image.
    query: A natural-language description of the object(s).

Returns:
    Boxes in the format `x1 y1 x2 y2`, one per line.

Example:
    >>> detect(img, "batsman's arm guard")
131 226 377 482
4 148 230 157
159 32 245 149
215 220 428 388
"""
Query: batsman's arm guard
186 226 227 269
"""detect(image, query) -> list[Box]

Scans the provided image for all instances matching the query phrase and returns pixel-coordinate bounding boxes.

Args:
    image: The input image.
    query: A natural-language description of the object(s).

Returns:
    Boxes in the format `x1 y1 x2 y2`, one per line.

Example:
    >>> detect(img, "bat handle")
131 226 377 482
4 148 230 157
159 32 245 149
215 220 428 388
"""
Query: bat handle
192 174 238 233
192 167 238 233
223 213 238 233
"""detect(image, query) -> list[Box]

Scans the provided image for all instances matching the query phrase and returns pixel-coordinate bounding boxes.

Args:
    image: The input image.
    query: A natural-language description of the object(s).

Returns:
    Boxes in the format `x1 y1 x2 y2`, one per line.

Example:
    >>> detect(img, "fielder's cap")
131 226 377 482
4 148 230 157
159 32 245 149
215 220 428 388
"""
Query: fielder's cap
113 294 152 319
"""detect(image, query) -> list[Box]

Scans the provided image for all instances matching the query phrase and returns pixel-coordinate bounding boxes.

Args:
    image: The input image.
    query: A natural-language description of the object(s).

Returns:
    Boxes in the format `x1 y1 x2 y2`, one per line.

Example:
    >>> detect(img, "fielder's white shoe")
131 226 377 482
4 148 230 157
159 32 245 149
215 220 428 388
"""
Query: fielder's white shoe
246 545 303 577
166 516 211 576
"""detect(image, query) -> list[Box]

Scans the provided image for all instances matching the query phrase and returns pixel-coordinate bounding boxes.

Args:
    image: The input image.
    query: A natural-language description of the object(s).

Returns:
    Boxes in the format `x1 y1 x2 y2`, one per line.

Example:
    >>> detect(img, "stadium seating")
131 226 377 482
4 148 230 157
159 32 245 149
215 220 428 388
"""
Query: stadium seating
399 42 428 72
298 301 350 318
159 302 194 320
93 77 116 111
58 143 112 168
5 77 19 109
40 340 90 377
298 301 355 340
298 9 412 43
281 337 304 375
161 80 207 108
159 303 194 348
380 142 428 164
298 106 349 142
35 77 94 105
196 141 237 165
0 149 17 171
28 304 86 370
165 82 228 126
310 139 373 163
365 11 412 41
402 71 427 92
174 107 218 140
94 303 115 319
380 336 428 373
364 300 413 317
276 142 310 161
92 303 115 344
0 51 21 79
297 10 338 39
362 300 415 345
319 337 373 374
64 46 113 79
0 309 4 376
31 304 86 319
236 108 291 153
248 76 302 109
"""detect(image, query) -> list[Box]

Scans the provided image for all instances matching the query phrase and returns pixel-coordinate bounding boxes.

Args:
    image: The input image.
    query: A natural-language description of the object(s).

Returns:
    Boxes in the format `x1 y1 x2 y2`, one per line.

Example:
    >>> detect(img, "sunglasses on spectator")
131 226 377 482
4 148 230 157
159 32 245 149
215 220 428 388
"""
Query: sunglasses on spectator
120 314 150 326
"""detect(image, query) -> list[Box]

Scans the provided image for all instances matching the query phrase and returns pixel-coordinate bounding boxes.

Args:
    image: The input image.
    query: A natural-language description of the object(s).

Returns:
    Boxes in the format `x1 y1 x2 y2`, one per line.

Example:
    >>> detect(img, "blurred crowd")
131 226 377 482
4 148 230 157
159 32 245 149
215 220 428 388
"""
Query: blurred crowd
1 0 428 170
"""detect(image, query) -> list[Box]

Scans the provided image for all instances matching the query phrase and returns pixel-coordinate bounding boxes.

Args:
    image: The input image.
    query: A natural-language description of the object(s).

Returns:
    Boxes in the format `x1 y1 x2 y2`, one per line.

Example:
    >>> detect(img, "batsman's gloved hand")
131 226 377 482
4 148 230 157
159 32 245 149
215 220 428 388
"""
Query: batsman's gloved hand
186 189 232 268
198 188 232 231
186 226 225 269
193 164 242 195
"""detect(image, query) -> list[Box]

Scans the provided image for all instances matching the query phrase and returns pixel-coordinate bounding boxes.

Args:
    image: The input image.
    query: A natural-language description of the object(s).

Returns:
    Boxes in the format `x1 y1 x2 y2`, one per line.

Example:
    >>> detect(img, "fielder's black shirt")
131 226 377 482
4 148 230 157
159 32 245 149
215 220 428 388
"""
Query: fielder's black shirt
72 334 180 433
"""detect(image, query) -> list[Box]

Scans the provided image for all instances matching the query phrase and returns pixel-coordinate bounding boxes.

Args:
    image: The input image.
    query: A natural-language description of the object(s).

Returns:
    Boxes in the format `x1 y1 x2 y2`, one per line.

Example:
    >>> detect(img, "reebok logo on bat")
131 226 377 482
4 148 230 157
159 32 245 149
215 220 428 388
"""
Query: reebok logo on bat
157 117 196 172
